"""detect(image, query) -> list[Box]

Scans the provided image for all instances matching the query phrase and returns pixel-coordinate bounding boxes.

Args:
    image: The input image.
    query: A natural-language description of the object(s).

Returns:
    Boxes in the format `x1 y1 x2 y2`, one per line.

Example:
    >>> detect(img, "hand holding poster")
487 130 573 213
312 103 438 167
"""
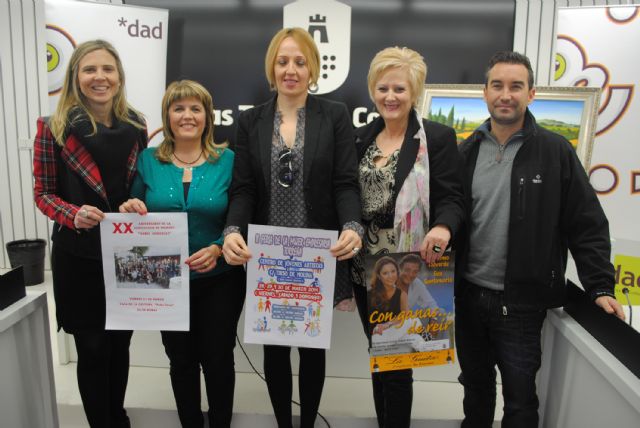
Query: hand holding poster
100 213 190 331
366 251 455 372
243 224 338 349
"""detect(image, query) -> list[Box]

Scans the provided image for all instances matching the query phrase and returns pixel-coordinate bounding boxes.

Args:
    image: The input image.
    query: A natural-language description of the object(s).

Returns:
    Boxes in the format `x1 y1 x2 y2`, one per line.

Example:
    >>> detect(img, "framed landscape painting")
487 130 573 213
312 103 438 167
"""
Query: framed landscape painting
418 84 601 170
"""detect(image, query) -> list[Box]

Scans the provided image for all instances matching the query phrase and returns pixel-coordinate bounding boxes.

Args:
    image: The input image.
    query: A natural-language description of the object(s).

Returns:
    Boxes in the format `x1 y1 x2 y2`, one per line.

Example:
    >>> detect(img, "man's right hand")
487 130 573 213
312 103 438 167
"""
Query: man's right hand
595 295 626 321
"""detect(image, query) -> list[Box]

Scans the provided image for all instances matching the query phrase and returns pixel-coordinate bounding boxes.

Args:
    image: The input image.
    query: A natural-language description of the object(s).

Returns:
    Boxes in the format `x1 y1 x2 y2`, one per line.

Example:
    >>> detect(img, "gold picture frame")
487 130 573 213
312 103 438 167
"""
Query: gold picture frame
418 84 601 170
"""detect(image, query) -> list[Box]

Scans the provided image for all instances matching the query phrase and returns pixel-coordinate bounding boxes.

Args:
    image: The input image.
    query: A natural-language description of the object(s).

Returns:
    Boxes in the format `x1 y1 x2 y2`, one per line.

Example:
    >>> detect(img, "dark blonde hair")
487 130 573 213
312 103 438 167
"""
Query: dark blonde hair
367 46 427 107
155 80 227 163
264 27 320 91
49 39 144 145
369 256 399 308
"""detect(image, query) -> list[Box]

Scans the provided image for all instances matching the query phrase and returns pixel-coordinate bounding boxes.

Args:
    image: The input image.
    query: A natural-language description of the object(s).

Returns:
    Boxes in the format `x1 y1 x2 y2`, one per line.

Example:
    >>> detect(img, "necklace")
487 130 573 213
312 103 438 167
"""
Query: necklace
173 150 203 166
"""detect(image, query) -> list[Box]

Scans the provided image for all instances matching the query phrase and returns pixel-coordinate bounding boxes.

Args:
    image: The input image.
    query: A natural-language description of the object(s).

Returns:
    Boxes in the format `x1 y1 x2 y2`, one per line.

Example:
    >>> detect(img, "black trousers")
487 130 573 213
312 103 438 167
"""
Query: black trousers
263 344 326 428
73 329 133 428
161 267 246 428
52 244 132 427
354 283 413 428
456 280 546 428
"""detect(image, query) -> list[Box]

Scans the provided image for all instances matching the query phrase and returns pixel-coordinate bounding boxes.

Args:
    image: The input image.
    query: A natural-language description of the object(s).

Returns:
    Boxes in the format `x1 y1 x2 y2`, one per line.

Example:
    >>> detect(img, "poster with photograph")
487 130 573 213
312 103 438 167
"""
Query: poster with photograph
100 213 189 331
243 224 338 349
366 251 455 372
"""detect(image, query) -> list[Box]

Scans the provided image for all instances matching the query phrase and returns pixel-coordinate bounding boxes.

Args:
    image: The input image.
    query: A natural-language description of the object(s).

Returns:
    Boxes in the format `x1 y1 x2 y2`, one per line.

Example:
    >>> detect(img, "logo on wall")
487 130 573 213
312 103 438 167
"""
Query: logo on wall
284 0 351 95
554 35 633 137
606 5 639 23
46 25 76 95
117 16 164 39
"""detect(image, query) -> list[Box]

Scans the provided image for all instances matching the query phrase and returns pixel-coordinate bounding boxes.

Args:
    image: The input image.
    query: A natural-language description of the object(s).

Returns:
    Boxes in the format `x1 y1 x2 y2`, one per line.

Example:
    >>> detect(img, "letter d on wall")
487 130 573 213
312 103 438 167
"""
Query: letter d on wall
284 0 351 95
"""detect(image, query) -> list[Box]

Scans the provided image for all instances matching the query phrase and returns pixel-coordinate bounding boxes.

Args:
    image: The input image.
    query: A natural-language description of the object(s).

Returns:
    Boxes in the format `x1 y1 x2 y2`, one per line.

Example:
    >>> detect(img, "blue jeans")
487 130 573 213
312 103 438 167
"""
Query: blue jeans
455 280 546 428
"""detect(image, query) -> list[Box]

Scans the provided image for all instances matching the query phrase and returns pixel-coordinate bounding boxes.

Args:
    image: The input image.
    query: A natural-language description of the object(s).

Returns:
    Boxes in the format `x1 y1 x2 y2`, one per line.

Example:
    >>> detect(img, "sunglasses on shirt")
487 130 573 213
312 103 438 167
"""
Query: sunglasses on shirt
278 148 296 188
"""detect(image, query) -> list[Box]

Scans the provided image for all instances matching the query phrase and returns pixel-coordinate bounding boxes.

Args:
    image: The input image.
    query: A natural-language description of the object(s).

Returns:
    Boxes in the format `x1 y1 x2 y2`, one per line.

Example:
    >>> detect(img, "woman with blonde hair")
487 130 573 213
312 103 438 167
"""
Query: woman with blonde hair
222 27 363 428
351 47 464 427
120 80 245 427
33 39 147 427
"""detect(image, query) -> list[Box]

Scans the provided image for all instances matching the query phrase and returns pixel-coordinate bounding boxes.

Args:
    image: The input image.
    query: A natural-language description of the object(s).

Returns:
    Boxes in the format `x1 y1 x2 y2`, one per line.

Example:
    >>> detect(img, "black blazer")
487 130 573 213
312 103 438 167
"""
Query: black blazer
354 113 464 239
226 95 361 233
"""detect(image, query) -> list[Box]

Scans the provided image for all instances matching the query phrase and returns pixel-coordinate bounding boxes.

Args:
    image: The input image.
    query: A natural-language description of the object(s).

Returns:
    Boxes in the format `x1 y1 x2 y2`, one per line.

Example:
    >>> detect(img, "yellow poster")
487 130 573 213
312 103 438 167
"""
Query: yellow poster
366 252 455 373
613 254 640 305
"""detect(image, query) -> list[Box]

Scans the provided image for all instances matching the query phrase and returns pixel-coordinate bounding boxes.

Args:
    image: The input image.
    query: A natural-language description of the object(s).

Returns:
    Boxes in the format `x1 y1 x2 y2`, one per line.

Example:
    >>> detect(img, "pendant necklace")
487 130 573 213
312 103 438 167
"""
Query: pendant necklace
173 150 203 170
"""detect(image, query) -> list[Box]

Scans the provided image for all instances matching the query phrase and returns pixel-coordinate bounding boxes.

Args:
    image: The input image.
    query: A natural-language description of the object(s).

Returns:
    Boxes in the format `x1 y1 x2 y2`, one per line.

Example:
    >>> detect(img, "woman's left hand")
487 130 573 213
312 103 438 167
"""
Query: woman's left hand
186 244 221 273
330 229 362 261
421 225 451 264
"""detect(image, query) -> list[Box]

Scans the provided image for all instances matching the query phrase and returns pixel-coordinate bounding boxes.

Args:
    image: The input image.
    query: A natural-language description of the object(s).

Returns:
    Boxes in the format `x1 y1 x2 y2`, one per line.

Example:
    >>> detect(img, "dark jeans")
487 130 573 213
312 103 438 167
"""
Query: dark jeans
73 329 133 428
455 280 547 428
263 345 326 428
161 267 246 428
354 283 413 428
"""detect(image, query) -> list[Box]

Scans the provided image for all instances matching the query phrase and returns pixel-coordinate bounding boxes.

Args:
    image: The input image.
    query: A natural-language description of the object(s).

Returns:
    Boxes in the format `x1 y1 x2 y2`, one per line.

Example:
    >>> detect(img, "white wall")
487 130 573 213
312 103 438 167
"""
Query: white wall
0 0 49 269
513 0 640 87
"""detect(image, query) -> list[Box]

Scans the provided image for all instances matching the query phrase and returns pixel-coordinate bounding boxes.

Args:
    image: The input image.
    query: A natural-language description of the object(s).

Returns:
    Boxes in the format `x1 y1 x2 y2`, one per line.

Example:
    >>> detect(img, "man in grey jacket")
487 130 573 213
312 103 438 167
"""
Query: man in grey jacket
455 51 624 428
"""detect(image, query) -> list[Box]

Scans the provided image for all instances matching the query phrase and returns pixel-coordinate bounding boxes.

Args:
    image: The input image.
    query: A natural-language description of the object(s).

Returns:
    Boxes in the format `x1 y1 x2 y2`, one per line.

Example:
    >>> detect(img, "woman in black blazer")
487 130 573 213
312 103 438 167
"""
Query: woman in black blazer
351 47 464 427
222 28 363 428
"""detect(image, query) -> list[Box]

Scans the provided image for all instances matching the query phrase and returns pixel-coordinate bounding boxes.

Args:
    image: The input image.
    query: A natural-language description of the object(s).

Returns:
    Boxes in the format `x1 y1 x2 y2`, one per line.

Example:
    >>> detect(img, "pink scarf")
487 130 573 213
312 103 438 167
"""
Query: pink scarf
393 110 430 252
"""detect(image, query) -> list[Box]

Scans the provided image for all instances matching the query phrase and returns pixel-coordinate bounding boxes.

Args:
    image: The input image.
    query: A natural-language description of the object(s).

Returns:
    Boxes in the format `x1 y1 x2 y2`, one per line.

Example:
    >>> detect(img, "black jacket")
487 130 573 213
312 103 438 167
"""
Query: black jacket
226 95 361 232
354 114 464 239
456 110 615 309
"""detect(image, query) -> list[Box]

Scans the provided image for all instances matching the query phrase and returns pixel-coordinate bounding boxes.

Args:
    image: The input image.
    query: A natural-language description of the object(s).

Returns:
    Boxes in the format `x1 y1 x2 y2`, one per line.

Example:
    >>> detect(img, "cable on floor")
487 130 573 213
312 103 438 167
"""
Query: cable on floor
236 335 332 428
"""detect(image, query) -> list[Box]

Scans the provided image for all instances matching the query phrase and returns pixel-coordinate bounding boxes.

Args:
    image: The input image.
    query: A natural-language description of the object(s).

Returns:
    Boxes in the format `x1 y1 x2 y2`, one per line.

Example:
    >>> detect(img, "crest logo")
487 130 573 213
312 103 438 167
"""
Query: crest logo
284 0 351 95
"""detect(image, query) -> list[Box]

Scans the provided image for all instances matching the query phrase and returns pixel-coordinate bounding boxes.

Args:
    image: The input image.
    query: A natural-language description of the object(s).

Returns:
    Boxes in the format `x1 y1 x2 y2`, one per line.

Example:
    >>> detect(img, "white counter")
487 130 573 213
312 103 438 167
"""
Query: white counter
538 308 640 428
0 290 58 428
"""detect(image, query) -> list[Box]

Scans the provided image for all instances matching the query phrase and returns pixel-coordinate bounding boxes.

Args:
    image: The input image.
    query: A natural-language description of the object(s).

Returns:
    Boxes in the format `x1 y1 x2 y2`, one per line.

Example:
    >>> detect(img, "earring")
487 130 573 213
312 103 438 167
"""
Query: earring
308 82 319 94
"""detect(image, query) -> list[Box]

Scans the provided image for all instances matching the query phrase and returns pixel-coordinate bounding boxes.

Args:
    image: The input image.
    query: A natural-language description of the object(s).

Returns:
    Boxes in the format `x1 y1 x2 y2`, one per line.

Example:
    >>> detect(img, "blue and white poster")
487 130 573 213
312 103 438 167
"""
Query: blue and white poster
243 224 338 349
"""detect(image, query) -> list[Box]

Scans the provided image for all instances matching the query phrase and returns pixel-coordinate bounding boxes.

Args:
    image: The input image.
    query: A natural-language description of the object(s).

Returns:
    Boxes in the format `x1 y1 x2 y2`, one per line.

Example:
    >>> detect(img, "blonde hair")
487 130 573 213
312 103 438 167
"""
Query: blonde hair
264 27 320 91
49 39 144 145
367 47 427 107
155 80 227 163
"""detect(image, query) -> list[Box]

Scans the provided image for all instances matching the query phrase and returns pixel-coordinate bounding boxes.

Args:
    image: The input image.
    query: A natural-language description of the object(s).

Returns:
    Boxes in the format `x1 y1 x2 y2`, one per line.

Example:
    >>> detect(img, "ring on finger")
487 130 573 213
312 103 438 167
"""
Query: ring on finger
433 244 442 253
80 209 89 218
352 247 360 254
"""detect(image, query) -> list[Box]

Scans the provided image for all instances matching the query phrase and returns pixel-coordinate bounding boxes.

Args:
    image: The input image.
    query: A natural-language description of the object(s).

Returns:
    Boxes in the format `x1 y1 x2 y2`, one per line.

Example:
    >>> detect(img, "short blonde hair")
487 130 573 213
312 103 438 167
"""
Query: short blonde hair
156 80 227 163
264 27 320 91
367 47 427 107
